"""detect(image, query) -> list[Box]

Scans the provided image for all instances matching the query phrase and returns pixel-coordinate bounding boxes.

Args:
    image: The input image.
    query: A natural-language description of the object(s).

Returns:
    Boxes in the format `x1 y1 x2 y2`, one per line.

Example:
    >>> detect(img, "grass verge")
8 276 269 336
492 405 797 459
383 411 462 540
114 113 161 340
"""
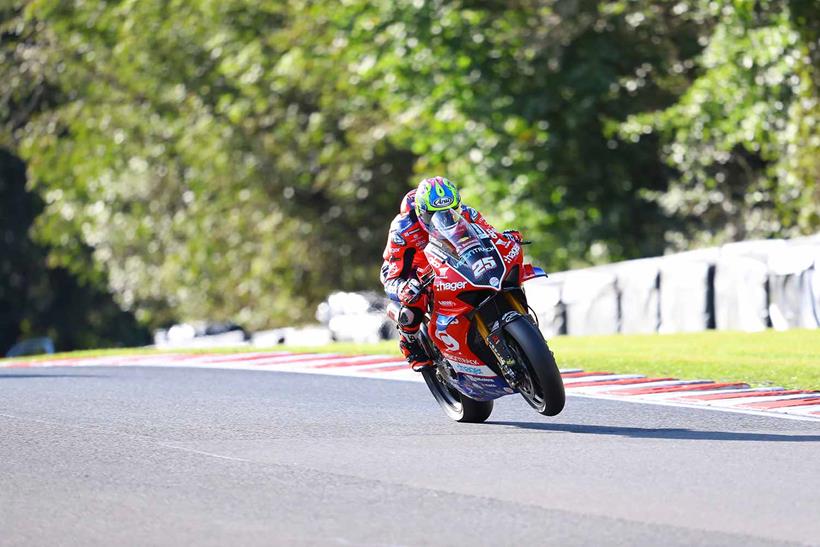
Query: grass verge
3 329 818 390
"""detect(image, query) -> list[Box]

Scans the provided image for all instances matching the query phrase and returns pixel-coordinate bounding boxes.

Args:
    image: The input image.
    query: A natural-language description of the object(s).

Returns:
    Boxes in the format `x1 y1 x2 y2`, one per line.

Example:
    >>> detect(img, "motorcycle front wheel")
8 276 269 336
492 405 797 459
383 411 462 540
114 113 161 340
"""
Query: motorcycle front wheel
421 368 494 423
504 316 565 416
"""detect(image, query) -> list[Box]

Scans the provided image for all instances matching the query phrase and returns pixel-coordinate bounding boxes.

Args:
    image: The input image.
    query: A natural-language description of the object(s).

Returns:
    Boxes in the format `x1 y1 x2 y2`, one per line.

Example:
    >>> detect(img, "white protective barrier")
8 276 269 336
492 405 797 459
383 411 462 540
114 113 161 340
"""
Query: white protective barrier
523 273 565 339
713 240 786 331
767 242 820 330
658 249 719 333
615 258 661 334
530 235 819 336
560 268 620 335
713 255 769 331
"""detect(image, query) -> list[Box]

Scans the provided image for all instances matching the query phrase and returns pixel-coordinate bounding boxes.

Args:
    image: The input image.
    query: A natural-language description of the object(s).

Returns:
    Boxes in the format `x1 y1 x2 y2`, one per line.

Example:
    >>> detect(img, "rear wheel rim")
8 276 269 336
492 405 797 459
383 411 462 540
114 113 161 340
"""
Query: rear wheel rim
433 371 464 414
419 331 465 417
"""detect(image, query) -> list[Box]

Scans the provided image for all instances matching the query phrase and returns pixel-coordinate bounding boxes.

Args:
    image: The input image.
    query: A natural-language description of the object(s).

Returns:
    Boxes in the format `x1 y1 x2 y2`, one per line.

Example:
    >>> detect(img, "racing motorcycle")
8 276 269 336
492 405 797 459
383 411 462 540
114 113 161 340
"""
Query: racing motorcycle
386 209 565 423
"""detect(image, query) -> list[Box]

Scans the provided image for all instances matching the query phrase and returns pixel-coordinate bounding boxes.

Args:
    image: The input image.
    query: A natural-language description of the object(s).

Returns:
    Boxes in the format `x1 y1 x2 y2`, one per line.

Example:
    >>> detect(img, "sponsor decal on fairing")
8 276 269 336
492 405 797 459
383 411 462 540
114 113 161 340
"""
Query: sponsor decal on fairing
442 353 482 366
503 243 520 263
471 257 498 277
453 364 482 375
435 330 460 352
435 280 469 292
447 360 498 377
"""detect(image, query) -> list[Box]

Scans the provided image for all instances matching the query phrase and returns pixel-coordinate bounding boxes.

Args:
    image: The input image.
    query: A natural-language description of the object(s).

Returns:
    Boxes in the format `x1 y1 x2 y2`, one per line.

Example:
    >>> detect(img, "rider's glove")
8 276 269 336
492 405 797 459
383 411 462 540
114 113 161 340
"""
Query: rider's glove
399 279 423 305
503 230 523 243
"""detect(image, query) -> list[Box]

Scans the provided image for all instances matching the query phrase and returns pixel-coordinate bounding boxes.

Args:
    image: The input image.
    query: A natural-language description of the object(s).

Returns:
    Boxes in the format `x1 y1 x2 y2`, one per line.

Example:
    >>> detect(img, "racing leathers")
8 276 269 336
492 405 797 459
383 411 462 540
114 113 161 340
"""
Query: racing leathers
380 203 504 369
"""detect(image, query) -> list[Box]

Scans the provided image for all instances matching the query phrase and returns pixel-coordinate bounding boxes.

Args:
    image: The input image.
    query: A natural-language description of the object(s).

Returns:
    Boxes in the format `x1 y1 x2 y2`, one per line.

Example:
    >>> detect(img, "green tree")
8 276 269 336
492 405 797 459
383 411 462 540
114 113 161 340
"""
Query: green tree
0 2 148 352
622 0 819 248
6 0 817 337
18 0 415 328
312 0 708 266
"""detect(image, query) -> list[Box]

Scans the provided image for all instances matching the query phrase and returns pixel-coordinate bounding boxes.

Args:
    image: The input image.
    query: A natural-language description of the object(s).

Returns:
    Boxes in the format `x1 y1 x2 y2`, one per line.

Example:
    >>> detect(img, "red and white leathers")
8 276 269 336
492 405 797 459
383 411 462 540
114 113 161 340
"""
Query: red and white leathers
380 194 503 369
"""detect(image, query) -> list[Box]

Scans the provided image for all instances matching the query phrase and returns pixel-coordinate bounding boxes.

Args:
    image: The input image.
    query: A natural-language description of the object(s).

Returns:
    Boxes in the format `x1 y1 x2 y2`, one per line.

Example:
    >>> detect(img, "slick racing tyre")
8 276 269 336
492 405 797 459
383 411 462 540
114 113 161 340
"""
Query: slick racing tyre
421 367 494 423
504 316 565 416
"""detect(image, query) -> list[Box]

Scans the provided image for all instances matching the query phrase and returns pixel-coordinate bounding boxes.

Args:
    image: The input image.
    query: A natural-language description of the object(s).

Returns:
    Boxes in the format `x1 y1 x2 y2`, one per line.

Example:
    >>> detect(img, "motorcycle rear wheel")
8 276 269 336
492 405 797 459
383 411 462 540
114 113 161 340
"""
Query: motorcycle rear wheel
504 317 565 416
421 368 494 423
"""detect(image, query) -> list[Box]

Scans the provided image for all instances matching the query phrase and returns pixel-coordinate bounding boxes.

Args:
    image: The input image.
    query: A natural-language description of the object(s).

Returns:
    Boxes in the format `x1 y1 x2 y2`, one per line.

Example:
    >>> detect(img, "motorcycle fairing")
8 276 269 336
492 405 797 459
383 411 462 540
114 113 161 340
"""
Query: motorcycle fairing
427 238 507 291
451 373 513 401
427 308 507 399
427 310 480 367
427 268 514 401
423 212 532 401
435 314 459 331
424 212 508 291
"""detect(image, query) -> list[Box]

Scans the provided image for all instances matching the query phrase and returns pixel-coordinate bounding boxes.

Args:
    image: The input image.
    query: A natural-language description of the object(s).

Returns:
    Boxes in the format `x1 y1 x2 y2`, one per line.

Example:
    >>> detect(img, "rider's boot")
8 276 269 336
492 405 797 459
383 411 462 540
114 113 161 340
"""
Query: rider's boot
398 328 433 371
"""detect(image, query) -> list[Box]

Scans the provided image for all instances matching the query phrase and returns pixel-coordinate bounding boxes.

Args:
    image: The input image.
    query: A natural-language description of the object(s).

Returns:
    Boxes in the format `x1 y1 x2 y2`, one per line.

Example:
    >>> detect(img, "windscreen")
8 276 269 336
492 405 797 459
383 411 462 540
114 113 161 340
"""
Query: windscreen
427 210 505 289
428 209 481 255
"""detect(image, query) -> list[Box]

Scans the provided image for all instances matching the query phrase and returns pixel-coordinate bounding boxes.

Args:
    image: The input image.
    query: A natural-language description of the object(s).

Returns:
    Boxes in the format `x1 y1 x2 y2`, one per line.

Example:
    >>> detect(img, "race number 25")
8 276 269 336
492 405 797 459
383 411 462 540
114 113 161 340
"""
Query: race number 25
471 257 497 277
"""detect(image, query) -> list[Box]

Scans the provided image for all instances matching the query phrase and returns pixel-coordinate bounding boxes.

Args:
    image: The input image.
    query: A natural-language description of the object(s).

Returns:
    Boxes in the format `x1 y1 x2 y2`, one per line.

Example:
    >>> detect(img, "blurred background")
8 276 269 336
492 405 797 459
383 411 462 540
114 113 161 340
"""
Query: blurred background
1 0 818 354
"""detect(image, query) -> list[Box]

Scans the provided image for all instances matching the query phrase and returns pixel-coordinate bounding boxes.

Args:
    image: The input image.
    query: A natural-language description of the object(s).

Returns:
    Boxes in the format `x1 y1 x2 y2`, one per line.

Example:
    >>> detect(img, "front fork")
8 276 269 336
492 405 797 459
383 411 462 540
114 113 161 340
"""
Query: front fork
474 292 531 390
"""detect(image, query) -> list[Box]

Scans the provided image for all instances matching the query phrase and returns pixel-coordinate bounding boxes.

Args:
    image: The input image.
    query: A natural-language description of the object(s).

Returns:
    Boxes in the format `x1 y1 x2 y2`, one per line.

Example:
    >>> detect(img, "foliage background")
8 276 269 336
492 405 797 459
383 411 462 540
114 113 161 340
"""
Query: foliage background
1 0 817 349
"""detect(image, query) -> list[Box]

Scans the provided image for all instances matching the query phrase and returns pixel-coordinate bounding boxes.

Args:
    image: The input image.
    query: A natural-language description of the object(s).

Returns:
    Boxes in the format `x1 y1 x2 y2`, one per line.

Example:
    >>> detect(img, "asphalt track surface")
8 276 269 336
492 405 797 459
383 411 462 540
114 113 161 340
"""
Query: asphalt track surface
1 366 819 547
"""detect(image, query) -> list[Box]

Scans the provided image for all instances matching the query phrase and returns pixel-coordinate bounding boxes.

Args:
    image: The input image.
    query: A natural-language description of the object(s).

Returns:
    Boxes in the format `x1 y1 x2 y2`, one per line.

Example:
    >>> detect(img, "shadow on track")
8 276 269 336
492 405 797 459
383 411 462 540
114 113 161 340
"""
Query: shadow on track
488 421 820 442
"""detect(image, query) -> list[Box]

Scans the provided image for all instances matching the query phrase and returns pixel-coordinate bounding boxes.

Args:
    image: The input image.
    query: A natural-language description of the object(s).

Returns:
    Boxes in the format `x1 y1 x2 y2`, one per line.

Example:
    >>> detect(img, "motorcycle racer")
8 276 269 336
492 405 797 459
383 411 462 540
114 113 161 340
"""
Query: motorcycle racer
380 176 521 370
